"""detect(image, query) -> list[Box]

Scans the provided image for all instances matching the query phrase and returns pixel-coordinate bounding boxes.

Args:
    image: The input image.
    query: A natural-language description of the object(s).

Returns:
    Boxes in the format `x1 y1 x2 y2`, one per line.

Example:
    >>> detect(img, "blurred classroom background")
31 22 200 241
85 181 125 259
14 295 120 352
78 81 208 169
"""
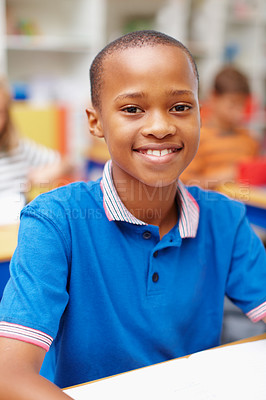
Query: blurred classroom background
0 0 266 342
0 0 265 181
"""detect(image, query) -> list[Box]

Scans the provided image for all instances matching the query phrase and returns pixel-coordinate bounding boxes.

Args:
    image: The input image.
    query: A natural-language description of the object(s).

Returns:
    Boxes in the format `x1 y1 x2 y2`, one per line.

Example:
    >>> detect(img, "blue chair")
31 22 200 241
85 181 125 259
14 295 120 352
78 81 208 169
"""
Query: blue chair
0 261 10 300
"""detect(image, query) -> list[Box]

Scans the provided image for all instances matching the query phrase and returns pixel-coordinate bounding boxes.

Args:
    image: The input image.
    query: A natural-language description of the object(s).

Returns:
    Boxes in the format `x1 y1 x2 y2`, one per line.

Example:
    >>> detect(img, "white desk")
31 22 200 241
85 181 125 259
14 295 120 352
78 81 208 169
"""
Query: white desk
64 334 266 400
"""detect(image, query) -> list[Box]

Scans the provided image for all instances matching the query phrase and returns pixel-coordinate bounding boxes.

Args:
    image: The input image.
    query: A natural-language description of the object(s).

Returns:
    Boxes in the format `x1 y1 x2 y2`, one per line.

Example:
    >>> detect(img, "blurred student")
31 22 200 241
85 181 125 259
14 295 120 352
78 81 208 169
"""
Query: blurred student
0 78 73 223
181 66 266 342
181 66 260 189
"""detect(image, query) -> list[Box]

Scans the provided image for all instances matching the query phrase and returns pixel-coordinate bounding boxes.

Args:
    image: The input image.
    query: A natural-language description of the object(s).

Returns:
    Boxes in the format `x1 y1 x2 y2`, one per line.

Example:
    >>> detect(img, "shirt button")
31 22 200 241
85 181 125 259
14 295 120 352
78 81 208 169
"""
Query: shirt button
153 251 158 258
142 231 151 240
152 272 159 283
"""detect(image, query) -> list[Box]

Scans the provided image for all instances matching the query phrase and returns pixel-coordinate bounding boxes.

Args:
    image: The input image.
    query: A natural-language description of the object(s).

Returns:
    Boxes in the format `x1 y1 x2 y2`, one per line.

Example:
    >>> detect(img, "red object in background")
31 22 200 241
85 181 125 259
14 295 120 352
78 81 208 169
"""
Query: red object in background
243 95 260 124
56 106 68 155
238 158 266 186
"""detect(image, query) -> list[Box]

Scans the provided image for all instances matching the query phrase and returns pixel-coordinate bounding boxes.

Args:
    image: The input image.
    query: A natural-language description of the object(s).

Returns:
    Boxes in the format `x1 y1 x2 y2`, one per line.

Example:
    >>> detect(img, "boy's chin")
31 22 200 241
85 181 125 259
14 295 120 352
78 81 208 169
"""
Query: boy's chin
139 176 179 189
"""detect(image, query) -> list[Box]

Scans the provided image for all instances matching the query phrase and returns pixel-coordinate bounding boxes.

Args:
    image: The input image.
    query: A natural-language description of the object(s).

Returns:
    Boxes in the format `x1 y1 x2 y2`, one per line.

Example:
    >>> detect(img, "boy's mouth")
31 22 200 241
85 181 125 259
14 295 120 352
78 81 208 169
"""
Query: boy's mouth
135 147 182 157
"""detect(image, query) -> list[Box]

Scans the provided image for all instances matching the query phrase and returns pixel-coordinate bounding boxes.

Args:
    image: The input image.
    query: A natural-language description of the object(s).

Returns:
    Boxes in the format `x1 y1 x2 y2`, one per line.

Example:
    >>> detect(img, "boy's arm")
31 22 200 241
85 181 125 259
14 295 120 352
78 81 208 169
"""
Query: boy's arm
263 317 266 323
0 337 73 400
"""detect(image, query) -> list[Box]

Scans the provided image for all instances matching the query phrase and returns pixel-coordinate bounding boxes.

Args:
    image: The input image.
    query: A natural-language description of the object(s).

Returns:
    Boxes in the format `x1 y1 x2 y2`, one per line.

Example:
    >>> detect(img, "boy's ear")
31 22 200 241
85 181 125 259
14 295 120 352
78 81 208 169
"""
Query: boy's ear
86 107 104 138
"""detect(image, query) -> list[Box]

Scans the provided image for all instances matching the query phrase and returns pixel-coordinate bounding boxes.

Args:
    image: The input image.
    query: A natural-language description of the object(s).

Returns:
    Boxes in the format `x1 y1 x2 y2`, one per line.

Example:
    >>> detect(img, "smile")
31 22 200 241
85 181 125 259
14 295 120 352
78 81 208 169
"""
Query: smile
137 148 180 157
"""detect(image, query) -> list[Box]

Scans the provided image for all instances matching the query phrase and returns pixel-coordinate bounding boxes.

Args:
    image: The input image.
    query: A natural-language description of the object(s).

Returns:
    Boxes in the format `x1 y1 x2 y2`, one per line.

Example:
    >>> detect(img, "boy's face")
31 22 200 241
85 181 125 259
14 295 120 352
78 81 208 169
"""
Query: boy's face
88 45 201 188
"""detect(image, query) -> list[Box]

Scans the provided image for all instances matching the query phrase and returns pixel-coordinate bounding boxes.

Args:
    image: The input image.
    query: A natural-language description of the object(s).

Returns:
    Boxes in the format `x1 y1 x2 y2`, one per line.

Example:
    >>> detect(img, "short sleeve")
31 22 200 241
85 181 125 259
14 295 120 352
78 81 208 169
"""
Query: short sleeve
0 206 70 350
225 209 266 322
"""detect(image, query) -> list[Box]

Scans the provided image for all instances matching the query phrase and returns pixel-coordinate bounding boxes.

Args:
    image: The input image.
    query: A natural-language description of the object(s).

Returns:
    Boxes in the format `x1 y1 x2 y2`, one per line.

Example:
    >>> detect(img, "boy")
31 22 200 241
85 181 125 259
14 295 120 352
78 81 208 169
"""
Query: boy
181 66 259 189
0 30 265 399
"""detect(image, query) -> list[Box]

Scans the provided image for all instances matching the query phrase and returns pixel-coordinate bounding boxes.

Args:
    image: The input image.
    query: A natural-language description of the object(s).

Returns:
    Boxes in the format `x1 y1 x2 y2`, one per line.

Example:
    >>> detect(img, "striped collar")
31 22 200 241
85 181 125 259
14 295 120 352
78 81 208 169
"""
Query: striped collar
100 160 199 238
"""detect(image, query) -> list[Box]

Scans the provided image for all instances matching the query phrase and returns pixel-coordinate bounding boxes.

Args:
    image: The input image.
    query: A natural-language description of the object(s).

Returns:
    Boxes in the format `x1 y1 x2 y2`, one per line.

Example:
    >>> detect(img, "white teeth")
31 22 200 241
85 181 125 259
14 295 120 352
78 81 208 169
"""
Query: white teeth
143 148 175 156
160 149 169 156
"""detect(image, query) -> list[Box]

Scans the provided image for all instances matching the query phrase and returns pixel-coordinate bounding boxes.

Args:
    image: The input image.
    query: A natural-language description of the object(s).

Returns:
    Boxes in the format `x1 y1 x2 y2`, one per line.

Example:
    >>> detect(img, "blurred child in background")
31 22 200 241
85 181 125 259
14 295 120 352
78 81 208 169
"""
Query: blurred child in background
181 66 260 190
0 78 73 224
181 66 265 342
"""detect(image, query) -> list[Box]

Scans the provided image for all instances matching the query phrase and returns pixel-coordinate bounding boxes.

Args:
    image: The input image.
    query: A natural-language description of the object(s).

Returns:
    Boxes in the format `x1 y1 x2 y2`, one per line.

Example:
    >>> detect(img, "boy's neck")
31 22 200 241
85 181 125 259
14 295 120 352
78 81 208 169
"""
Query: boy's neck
113 174 179 238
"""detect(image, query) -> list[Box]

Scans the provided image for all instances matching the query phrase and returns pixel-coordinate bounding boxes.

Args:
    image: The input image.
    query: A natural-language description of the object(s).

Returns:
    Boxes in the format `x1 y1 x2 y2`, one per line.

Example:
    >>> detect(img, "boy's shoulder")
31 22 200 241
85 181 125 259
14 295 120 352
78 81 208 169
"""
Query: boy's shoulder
22 178 103 220
187 184 246 222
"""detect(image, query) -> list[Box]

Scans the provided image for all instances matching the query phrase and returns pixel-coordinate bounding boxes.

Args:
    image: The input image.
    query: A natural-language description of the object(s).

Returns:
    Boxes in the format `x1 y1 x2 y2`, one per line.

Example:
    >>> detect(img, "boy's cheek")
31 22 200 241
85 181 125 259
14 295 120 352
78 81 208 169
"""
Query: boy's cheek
187 129 200 158
199 110 202 128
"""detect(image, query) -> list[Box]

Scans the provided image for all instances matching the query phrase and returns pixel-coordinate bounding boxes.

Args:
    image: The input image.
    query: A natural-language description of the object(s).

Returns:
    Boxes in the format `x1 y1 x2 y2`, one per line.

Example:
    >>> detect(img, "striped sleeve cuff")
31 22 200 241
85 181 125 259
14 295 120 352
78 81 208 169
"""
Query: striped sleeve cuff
0 321 53 351
246 301 266 323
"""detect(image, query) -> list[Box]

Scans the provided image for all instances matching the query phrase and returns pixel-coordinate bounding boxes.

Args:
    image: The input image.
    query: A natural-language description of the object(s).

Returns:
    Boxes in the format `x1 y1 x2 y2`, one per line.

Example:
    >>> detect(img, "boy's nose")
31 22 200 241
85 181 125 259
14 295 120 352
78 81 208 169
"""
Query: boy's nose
141 112 176 139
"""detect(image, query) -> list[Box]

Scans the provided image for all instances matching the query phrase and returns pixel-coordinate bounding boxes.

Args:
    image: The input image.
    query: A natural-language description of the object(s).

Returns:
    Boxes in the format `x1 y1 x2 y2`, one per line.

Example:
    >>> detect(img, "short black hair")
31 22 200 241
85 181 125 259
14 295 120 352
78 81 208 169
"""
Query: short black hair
90 30 199 110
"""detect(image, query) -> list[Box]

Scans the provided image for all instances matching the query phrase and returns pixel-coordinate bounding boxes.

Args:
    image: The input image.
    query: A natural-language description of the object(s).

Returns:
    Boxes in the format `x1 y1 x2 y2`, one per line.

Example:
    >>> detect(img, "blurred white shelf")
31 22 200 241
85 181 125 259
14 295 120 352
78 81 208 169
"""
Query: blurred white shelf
186 41 209 58
0 0 265 138
6 35 92 53
0 0 107 83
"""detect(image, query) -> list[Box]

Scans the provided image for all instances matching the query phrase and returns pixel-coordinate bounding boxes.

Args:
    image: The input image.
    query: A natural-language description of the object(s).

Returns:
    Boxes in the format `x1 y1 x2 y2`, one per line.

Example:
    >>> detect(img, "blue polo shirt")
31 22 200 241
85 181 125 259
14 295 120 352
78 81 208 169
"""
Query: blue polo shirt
0 161 266 388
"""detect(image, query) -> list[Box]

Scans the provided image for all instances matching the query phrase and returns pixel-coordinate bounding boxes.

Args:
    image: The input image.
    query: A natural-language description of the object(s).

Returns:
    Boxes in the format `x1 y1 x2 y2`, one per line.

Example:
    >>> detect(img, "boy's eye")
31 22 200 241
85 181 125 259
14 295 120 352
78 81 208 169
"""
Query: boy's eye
122 106 143 114
170 104 191 112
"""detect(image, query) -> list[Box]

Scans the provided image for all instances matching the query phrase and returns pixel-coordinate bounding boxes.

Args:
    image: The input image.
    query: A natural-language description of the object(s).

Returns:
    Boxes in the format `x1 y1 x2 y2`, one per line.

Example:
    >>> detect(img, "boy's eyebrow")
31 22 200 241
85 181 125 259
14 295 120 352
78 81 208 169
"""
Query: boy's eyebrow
114 91 145 102
114 89 195 103
167 89 195 97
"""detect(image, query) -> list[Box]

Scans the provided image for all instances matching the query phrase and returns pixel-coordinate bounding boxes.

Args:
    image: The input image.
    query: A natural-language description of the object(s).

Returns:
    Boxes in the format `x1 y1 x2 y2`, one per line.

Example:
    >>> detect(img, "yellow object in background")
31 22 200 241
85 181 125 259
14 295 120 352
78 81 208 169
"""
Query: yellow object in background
87 136 110 164
10 102 68 200
10 102 66 153
0 224 19 262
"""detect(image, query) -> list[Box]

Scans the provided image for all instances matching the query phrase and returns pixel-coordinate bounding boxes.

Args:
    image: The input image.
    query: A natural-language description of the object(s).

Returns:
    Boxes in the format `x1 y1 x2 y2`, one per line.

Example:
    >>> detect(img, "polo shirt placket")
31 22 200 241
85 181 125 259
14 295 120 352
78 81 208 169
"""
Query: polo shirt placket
101 161 199 298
